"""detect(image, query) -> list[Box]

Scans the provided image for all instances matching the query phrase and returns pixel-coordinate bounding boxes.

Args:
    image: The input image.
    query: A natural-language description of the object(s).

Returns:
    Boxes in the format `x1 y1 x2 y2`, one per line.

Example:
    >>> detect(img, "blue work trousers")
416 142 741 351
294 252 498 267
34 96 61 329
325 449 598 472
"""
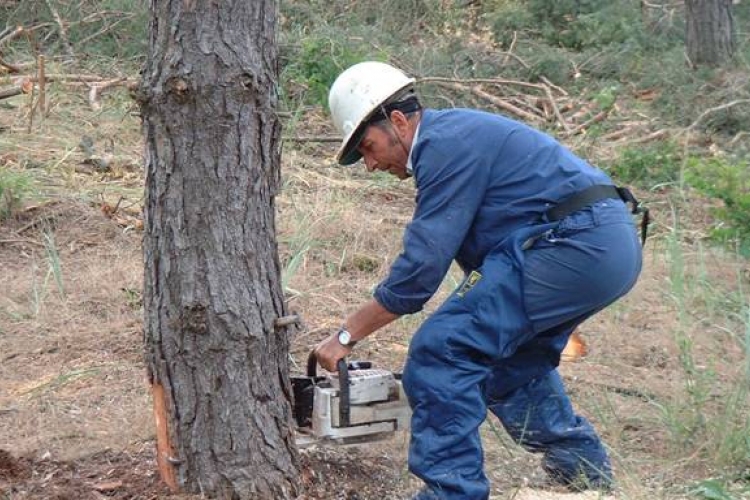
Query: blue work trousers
403 200 642 499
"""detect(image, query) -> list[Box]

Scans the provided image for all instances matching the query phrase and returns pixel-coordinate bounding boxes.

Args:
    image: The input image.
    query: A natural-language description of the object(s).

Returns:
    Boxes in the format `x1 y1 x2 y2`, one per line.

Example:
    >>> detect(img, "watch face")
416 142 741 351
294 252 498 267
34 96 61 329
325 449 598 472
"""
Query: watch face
338 329 352 346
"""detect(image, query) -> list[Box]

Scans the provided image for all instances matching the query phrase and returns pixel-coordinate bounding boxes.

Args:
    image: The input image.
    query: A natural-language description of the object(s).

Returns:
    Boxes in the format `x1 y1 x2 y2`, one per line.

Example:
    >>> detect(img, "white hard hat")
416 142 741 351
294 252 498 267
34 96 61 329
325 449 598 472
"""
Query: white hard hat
328 61 415 165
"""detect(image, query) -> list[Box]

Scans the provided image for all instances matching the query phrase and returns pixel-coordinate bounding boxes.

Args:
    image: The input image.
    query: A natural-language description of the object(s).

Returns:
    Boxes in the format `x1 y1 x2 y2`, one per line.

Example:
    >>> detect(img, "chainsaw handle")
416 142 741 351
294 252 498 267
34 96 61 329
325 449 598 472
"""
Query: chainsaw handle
336 359 351 427
306 351 351 427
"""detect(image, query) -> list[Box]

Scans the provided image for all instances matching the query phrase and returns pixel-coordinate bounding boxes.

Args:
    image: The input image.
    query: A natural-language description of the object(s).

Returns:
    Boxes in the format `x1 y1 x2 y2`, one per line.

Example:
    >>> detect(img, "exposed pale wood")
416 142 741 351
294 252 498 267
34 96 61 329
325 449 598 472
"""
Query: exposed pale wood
151 382 178 492
561 330 587 362
88 77 128 110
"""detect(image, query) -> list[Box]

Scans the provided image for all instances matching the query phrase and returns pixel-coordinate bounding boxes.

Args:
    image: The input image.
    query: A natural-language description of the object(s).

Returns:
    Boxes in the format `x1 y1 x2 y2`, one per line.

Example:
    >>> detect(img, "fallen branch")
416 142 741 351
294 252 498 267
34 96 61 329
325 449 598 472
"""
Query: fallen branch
88 77 128 110
0 61 34 75
622 129 671 145
495 50 530 70
433 80 545 123
37 54 46 117
44 0 76 61
0 56 21 73
729 131 748 147
684 99 750 133
0 79 32 101
540 77 568 97
544 85 570 132
0 238 45 248
418 76 550 93
0 26 24 48
77 15 134 46
283 136 340 143
502 31 518 67
561 108 611 138
19 73 119 83
600 127 633 142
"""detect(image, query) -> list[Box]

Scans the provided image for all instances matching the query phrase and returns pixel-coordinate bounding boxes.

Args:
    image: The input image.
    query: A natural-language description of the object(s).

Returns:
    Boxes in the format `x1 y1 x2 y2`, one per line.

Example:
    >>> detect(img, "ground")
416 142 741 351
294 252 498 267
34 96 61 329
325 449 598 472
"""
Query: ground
1 110 749 499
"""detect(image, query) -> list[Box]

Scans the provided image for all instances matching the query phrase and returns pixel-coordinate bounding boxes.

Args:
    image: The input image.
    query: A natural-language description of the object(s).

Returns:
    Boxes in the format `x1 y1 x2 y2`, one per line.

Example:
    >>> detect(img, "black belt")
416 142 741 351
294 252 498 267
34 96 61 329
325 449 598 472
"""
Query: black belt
545 184 650 246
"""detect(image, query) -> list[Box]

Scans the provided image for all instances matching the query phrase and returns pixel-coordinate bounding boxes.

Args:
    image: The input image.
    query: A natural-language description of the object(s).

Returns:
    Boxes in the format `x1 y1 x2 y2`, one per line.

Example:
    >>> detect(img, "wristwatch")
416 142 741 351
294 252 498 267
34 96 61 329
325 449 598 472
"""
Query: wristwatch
337 327 357 347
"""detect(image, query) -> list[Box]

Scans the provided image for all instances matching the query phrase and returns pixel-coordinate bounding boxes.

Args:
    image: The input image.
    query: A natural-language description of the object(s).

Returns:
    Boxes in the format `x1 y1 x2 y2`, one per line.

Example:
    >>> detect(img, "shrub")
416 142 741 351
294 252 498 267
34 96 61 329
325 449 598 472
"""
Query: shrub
281 35 377 108
685 156 750 256
607 141 683 188
0 170 32 220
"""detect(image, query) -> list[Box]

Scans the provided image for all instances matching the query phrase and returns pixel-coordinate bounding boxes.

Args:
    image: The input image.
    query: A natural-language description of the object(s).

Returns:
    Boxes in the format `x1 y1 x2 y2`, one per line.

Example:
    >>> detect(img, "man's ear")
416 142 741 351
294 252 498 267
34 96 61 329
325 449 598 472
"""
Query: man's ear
389 110 410 136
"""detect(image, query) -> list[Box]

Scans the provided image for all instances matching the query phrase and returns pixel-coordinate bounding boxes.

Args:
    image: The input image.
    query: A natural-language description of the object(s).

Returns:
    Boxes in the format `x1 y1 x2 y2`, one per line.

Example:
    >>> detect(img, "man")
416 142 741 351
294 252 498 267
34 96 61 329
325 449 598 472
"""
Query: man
314 61 644 499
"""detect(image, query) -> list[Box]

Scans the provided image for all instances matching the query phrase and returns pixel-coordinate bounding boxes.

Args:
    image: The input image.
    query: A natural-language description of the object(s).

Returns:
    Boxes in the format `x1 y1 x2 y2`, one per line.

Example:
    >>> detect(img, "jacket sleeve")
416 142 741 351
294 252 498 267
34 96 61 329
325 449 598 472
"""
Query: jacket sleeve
373 135 491 315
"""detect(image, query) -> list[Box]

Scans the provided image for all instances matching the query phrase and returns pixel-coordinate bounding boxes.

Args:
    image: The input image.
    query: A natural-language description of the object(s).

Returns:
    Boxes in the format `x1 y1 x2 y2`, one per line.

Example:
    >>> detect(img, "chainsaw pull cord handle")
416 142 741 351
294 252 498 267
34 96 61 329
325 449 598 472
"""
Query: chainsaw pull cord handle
306 351 351 427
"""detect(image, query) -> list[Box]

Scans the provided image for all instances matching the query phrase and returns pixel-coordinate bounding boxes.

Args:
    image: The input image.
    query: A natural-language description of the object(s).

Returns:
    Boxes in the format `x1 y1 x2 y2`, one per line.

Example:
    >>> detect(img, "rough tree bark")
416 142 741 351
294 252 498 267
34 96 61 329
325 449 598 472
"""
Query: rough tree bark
685 0 736 67
137 1 299 498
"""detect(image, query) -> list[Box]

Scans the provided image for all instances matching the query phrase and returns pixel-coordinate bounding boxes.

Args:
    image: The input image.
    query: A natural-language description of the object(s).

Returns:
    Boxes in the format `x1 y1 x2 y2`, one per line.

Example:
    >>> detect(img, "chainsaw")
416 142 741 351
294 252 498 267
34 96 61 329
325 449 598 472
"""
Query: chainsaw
291 352 411 447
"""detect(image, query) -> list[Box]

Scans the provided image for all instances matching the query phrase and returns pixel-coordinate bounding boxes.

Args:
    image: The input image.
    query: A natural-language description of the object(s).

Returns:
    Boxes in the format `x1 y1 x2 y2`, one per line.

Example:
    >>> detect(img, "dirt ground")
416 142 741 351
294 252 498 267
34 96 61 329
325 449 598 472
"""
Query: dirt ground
1 148 749 499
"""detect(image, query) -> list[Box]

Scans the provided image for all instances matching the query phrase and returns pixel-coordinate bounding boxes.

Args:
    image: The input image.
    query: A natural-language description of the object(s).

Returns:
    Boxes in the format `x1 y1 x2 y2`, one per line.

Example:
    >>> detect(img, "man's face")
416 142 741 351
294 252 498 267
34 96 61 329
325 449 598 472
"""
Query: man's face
357 123 410 179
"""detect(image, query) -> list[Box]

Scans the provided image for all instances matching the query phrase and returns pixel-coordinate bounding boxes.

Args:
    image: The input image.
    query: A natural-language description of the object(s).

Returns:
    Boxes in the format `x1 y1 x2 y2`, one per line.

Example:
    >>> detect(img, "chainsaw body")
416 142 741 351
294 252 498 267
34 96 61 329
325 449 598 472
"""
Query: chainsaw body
292 356 411 446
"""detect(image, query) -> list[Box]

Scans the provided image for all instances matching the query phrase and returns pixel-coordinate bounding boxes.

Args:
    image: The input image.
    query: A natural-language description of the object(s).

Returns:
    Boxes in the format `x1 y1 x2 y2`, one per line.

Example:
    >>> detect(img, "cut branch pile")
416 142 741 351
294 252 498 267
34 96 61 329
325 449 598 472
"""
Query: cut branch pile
0 25 137 111
416 76 668 145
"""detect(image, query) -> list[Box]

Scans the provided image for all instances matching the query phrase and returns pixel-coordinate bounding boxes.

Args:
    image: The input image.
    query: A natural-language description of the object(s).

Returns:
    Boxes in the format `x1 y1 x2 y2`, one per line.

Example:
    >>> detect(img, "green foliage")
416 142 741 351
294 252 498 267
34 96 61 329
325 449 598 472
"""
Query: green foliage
685 157 750 256
690 478 750 500
606 141 683 188
526 50 573 85
281 35 378 108
282 0 459 41
0 169 32 220
491 0 659 51
487 3 534 47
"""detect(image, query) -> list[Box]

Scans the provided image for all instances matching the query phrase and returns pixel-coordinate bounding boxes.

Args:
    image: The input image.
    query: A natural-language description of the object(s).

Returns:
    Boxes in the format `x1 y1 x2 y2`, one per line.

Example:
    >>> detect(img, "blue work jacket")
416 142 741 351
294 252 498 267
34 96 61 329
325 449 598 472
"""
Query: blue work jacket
373 108 613 316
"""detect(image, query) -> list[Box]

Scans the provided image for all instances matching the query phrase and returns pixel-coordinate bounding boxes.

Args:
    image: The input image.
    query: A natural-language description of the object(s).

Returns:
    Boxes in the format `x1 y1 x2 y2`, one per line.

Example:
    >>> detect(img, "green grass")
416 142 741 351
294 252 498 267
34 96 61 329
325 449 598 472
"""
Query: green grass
0 169 33 220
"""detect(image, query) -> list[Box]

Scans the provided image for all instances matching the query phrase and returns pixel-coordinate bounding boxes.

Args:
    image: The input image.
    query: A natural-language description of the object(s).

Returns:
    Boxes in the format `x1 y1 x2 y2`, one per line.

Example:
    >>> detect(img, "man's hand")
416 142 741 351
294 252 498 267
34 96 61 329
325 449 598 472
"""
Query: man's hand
314 332 353 372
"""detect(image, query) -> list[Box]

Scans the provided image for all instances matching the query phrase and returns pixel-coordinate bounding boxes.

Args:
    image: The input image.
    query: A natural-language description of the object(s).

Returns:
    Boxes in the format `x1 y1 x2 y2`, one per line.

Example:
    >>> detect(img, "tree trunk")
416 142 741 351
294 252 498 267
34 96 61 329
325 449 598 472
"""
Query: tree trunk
685 0 736 67
138 1 299 498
